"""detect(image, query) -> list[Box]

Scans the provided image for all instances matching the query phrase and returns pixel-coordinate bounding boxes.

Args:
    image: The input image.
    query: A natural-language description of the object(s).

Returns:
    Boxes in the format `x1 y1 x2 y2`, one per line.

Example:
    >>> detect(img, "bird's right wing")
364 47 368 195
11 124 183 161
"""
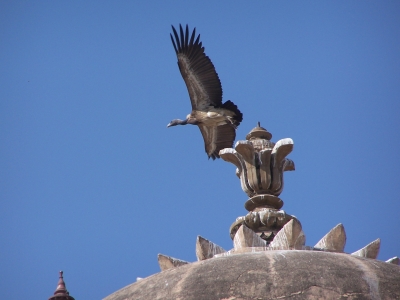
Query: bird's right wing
170 24 223 111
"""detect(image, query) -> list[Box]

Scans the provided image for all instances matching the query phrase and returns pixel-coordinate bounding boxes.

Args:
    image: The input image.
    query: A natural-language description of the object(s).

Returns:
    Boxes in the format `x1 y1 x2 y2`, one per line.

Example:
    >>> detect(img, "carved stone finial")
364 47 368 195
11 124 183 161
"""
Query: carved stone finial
220 125 295 243
245 122 272 141
48 271 75 300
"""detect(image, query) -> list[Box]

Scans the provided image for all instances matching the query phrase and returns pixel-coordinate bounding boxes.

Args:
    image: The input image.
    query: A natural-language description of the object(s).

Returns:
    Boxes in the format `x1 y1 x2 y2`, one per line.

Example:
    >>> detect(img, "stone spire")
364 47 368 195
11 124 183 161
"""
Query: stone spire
219 123 296 244
48 271 75 300
153 123 396 260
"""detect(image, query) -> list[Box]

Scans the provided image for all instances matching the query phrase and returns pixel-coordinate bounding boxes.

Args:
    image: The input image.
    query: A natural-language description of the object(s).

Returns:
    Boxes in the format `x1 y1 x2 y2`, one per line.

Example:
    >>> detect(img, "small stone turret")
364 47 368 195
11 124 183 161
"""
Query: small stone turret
48 271 75 300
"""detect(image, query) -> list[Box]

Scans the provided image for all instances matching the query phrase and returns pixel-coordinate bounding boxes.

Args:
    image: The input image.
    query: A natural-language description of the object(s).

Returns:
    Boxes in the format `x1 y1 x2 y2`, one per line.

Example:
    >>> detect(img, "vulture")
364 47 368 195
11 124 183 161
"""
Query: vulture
167 24 243 160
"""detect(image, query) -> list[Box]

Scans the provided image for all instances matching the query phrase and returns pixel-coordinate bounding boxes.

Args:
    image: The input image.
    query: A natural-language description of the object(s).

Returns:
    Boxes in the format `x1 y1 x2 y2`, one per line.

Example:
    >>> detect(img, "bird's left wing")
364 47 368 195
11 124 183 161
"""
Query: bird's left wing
198 124 236 160
170 24 223 111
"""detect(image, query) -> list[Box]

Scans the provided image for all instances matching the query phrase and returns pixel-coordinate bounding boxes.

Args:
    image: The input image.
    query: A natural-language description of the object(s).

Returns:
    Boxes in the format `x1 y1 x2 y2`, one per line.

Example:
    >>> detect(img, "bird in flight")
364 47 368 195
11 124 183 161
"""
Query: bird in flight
167 24 243 160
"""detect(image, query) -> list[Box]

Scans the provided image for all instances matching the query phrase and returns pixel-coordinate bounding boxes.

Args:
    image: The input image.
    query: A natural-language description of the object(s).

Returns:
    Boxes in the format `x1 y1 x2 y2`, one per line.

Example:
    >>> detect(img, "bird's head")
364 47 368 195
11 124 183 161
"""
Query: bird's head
167 119 186 127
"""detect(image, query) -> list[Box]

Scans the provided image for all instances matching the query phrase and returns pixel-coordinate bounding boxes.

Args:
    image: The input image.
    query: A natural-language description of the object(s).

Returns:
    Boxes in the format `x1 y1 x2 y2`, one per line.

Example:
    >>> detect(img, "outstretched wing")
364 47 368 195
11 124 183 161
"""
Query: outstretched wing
170 24 222 111
198 124 236 160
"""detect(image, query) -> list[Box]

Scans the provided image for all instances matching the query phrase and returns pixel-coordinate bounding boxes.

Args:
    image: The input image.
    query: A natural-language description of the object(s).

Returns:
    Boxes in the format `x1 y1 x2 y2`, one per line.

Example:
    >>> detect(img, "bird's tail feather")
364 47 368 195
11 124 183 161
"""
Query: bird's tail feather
221 100 243 126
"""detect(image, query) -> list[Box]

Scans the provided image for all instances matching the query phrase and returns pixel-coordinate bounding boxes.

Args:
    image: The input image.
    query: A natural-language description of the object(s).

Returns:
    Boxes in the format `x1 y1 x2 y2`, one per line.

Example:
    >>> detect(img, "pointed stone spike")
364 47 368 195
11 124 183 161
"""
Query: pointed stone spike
351 238 381 259
386 257 400 265
269 218 305 250
196 236 226 261
314 223 346 252
157 254 189 271
233 224 266 250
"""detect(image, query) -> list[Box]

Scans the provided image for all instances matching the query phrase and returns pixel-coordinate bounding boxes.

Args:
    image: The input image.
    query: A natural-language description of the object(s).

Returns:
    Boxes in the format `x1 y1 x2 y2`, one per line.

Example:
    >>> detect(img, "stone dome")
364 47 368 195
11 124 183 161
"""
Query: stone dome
104 250 400 300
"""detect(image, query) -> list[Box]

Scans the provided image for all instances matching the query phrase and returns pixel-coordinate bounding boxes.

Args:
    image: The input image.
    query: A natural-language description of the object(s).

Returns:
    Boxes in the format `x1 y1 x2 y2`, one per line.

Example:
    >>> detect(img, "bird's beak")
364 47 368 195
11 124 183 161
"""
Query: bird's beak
167 123 172 128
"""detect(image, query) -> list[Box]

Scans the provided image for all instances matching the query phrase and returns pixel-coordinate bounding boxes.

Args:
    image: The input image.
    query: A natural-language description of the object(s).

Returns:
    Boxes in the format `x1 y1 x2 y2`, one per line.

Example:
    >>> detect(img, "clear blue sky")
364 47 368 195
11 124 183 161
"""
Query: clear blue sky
1 1 399 299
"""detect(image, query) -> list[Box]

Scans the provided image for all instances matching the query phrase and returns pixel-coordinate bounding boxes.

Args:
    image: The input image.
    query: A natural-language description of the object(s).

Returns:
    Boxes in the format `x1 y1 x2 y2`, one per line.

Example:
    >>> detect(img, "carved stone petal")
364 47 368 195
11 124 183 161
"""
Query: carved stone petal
351 238 381 259
259 209 291 228
259 149 272 190
272 138 294 162
269 218 305 250
314 223 346 252
157 254 189 271
235 141 258 192
195 236 226 261
233 224 266 249
270 138 294 194
229 217 245 240
244 211 260 230
386 257 400 265
219 148 242 178
283 158 295 171
235 140 254 159
219 148 252 196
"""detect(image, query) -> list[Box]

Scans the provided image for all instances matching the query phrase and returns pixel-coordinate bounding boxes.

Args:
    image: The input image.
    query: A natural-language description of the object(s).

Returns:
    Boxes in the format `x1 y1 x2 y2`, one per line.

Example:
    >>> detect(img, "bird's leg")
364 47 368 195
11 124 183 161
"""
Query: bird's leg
226 116 237 129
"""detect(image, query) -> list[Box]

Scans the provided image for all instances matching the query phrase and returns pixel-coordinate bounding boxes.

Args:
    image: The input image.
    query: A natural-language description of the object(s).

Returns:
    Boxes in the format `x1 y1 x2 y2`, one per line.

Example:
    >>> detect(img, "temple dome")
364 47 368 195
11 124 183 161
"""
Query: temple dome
104 250 400 300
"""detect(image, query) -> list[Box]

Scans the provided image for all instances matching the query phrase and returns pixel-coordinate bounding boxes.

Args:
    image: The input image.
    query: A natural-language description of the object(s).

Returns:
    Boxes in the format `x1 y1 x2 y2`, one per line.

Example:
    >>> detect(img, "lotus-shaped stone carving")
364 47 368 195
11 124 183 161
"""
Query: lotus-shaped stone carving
219 124 295 198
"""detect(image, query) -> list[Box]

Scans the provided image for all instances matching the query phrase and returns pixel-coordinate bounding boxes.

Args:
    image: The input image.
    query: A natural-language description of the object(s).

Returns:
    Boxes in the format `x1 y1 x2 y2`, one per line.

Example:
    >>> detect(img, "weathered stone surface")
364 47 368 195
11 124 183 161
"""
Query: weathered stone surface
352 238 381 259
157 254 189 271
195 236 226 261
233 224 266 249
314 223 346 252
386 256 400 265
269 218 305 250
103 251 400 300
214 247 269 257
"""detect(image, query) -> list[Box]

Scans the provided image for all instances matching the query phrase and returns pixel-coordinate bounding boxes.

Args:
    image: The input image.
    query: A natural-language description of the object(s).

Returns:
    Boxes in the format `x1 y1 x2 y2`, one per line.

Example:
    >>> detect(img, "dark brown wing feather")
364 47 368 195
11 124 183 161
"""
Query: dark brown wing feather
171 24 222 110
198 124 236 159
